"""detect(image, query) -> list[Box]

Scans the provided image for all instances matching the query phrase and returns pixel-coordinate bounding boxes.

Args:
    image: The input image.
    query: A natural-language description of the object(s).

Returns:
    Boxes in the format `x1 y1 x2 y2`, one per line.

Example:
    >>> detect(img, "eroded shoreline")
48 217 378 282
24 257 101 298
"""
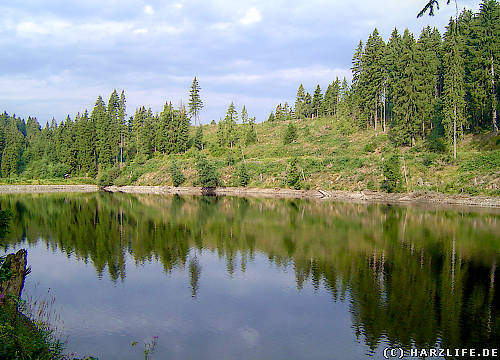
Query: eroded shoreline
1 184 499 209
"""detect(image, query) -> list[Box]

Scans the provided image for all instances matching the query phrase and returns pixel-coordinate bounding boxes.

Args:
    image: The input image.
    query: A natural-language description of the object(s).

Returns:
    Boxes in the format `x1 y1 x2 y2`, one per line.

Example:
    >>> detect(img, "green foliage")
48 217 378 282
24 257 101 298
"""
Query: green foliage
170 159 185 187
244 119 257 146
283 123 298 145
195 154 219 187
381 153 403 193
459 150 500 172
0 303 65 360
188 77 203 126
96 166 120 187
286 158 301 189
193 126 204 150
238 162 250 187
363 140 378 153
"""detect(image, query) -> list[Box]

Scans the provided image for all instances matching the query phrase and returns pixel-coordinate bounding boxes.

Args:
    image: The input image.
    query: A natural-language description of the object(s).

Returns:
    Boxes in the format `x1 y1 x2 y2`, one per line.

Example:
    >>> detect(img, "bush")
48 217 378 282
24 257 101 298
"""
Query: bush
169 159 185 187
380 153 403 193
283 123 298 144
363 141 377 153
286 158 301 189
193 127 204 150
238 162 250 187
195 154 219 187
97 166 121 187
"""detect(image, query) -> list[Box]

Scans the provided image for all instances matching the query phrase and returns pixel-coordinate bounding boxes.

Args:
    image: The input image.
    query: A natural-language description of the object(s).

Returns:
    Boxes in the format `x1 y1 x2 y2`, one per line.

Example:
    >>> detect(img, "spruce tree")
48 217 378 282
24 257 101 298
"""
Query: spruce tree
224 102 238 148
194 126 204 150
188 77 203 127
170 159 185 187
304 93 312 118
267 112 276 122
312 85 323 118
283 122 298 144
92 96 111 170
238 162 250 187
390 29 420 146
295 84 306 119
118 90 127 165
443 18 466 159
245 117 257 145
241 105 248 124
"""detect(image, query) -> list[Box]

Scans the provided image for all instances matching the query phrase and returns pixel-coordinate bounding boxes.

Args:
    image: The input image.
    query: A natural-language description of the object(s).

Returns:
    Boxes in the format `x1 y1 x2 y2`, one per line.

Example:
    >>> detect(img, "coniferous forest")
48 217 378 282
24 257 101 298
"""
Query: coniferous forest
0 0 498 195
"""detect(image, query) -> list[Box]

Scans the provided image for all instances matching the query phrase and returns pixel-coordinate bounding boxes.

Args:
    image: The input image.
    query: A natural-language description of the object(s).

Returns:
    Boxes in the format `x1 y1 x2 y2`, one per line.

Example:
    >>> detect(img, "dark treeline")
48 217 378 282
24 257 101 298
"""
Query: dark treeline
0 193 499 351
0 89 192 178
0 0 498 179
277 0 499 156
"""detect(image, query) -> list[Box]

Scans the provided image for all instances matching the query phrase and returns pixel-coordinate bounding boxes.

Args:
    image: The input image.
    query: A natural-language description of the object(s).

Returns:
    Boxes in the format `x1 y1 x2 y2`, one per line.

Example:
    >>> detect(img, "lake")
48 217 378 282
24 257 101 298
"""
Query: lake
0 192 499 359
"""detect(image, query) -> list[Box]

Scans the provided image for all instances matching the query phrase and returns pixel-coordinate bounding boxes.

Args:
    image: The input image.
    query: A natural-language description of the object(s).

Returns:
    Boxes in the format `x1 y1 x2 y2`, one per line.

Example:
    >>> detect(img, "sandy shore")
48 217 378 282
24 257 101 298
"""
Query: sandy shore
0 185 99 193
104 185 500 209
1 184 499 208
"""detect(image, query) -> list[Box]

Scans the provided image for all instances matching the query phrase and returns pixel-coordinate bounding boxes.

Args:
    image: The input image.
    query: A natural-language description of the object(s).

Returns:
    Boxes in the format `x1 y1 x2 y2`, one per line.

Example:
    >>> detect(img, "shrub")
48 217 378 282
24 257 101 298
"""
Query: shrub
238 162 250 187
283 123 298 144
97 166 120 187
380 153 403 193
169 159 185 187
195 154 219 187
286 158 301 189
363 141 377 153
193 127 204 150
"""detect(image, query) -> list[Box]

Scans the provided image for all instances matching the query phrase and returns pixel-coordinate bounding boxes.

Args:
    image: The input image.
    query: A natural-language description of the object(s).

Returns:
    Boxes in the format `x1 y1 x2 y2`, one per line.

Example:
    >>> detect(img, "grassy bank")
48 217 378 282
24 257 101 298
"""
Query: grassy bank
4 116 500 196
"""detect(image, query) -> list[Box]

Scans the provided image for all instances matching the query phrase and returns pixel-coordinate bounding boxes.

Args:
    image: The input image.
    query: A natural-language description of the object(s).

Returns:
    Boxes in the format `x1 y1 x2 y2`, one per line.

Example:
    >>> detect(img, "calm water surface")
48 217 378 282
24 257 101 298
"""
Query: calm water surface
0 193 499 359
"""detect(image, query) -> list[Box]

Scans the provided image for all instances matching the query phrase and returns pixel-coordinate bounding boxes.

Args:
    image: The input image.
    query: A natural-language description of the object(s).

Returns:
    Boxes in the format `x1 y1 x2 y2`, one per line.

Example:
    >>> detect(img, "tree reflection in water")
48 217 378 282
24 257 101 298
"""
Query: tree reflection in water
0 193 498 352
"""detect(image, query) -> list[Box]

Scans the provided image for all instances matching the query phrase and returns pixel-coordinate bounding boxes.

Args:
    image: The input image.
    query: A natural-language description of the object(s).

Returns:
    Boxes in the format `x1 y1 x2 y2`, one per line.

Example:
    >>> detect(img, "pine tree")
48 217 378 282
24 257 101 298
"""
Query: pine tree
238 162 250 187
107 90 120 165
286 158 301 189
267 112 276 122
385 28 403 128
194 126 204 150
188 77 203 127
359 28 386 130
92 96 110 170
295 84 306 119
312 85 323 118
170 159 185 187
241 105 248 124
390 29 420 146
304 92 312 118
118 90 127 165
474 0 499 132
443 18 466 159
415 26 442 139
224 102 238 148
245 117 257 145
283 122 298 144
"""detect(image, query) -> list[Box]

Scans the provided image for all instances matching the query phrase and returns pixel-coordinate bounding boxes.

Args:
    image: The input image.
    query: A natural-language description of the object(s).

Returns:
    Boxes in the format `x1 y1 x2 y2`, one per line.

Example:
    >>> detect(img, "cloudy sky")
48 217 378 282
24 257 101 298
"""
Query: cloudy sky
0 0 479 124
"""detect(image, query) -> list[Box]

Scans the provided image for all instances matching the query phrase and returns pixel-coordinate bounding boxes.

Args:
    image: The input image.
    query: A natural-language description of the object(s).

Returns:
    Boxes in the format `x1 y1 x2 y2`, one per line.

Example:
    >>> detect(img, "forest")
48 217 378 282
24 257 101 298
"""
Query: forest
0 0 498 194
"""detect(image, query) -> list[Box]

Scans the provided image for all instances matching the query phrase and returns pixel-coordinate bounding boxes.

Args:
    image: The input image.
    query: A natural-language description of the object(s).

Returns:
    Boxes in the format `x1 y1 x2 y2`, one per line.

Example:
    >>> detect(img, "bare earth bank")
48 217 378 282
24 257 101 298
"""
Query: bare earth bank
0 185 499 209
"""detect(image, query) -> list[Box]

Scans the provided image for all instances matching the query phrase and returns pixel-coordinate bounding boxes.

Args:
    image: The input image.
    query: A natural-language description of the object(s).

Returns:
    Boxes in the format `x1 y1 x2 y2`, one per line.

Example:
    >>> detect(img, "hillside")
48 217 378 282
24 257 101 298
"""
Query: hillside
103 116 499 196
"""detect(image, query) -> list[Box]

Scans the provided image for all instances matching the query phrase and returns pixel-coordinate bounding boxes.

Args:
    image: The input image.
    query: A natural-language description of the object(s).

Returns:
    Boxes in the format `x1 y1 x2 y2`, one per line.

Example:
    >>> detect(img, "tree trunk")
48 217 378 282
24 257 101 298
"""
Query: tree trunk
0 249 30 307
374 97 378 131
454 102 457 160
383 86 386 133
491 54 498 133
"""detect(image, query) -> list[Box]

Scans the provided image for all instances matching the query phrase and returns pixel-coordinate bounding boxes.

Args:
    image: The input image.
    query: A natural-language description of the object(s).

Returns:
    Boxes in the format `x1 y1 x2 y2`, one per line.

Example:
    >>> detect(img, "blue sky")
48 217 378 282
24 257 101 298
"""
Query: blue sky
0 0 479 125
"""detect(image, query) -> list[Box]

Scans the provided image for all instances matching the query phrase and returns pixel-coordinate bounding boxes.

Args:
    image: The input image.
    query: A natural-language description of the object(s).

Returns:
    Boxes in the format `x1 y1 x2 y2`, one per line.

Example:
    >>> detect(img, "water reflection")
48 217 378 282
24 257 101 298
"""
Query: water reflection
0 193 499 358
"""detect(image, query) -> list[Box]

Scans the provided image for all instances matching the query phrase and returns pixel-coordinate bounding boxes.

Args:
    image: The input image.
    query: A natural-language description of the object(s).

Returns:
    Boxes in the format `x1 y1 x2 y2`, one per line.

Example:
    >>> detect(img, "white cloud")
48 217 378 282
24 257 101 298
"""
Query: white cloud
239 8 262 25
133 28 148 35
143 5 154 15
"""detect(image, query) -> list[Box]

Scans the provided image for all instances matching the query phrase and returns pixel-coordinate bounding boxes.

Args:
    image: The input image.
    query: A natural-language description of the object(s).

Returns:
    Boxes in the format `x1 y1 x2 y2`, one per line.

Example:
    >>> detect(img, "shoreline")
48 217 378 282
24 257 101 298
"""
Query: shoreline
0 184 499 209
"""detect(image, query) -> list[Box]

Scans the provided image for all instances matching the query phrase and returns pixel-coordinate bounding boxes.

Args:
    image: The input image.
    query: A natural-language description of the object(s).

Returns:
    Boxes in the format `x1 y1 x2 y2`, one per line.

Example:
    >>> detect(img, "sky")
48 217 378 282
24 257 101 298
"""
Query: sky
0 0 480 125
